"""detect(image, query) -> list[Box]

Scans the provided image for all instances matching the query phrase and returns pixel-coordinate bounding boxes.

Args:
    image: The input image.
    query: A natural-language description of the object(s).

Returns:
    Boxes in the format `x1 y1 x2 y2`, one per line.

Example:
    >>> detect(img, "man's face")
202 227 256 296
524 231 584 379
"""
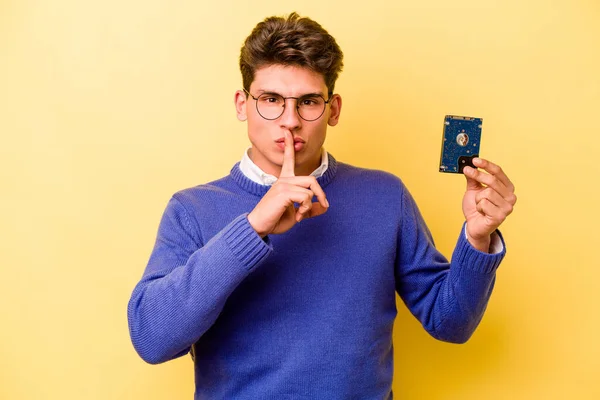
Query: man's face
235 64 341 177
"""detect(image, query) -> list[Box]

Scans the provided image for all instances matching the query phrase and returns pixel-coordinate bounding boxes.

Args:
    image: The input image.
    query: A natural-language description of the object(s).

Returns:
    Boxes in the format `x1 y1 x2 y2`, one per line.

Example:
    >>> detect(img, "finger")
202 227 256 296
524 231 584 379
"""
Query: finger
284 176 329 209
475 187 515 216
280 130 295 177
305 203 328 219
463 165 512 199
274 183 314 206
286 189 315 221
296 193 314 217
476 198 507 225
473 158 515 193
464 174 483 191
296 202 329 222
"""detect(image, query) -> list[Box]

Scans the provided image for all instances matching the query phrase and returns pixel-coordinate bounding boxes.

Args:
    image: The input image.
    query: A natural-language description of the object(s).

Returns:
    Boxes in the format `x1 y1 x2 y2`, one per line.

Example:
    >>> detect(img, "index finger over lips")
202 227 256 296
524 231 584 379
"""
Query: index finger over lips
280 131 296 177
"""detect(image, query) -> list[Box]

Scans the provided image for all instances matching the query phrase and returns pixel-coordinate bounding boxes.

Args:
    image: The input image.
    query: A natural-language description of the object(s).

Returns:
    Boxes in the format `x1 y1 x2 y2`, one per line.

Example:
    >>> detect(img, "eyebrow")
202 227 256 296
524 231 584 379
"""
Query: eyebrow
256 89 326 97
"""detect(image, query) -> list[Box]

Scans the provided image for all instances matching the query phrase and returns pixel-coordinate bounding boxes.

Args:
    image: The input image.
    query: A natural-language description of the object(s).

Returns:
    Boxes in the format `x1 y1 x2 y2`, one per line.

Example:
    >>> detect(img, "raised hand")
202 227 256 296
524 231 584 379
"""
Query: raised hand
462 158 517 252
247 131 329 238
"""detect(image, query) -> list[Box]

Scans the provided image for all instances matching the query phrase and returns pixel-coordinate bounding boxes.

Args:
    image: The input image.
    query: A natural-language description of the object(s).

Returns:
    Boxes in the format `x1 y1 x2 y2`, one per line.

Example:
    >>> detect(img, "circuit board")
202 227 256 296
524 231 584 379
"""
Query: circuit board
439 115 482 173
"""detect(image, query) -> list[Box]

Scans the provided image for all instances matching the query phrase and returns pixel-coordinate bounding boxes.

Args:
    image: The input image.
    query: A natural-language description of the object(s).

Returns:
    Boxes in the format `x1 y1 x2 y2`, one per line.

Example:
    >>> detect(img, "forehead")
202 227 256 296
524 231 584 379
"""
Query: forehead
250 64 327 95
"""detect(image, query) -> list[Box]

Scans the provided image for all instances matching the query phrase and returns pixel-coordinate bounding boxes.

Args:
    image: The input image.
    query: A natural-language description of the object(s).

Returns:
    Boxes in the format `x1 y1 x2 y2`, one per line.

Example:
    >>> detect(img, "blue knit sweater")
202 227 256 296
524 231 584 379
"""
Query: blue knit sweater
127 155 505 399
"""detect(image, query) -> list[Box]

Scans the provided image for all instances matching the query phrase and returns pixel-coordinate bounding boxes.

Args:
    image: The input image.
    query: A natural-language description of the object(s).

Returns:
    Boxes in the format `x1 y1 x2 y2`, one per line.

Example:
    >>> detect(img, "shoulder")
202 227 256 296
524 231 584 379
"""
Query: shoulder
166 173 244 216
173 176 233 201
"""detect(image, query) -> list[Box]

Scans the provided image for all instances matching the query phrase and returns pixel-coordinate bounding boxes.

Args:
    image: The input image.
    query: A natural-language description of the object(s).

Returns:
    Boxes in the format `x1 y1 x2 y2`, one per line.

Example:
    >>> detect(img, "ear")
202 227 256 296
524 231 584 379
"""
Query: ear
327 94 342 127
234 90 248 121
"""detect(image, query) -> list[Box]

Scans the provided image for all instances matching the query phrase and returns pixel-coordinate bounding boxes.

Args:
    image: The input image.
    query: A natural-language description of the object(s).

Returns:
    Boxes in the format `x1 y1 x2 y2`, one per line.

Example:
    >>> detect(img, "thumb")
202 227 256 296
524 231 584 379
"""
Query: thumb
463 167 482 191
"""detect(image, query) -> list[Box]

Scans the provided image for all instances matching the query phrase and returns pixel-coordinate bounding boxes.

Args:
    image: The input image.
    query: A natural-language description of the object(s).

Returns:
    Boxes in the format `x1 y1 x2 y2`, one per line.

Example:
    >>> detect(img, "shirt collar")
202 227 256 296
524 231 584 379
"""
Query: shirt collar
239 147 329 186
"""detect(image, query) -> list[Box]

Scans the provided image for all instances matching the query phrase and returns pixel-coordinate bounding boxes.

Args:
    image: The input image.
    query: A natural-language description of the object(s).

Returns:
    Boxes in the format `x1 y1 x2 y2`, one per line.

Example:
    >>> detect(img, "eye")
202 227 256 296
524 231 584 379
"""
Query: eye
300 96 321 106
259 94 283 104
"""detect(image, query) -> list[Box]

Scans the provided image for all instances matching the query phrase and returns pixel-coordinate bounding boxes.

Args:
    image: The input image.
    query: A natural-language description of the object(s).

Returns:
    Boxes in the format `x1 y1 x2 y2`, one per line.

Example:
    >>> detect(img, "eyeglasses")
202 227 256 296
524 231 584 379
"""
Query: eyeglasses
243 89 332 121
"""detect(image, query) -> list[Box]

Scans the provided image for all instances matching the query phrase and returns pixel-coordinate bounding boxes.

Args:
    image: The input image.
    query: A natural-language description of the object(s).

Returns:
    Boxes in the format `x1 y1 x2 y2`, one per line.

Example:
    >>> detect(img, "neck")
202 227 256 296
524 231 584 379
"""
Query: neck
250 148 322 177
231 153 338 197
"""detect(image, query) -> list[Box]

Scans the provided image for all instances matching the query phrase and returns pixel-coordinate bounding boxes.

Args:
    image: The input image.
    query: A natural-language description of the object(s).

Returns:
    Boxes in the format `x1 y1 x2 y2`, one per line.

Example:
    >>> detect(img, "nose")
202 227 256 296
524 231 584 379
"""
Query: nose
278 98 301 130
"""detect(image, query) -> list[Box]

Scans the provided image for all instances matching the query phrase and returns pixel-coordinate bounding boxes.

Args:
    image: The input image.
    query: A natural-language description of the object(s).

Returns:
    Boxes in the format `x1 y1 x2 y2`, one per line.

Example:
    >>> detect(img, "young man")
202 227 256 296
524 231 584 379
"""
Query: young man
128 12 516 399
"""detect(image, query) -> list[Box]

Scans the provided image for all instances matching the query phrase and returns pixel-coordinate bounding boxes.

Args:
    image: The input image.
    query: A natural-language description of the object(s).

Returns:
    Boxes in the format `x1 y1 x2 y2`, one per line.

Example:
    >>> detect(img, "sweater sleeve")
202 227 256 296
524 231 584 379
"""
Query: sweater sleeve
395 187 505 344
127 196 272 364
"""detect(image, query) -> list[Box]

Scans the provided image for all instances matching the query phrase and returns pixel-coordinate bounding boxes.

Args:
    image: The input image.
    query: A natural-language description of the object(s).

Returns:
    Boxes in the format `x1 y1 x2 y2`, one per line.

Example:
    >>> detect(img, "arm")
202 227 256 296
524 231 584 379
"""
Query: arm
127 197 272 364
396 158 516 342
128 131 329 364
395 188 505 344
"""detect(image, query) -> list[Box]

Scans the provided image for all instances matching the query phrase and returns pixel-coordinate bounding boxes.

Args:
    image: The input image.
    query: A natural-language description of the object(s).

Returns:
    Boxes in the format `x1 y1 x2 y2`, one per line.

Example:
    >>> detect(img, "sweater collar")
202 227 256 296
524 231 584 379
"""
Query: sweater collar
230 153 338 197
240 147 329 186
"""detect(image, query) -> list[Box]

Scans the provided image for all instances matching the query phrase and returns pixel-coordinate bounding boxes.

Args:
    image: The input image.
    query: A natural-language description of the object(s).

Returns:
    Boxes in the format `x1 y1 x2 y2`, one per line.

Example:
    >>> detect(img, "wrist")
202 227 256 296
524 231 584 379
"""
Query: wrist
467 235 491 253
464 223 492 253
247 212 268 238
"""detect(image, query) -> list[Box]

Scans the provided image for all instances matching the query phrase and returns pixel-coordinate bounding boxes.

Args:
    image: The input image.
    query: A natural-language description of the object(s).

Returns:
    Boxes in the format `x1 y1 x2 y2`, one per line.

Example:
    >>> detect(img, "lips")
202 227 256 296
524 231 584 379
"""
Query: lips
275 137 305 151
275 137 305 144
275 137 306 151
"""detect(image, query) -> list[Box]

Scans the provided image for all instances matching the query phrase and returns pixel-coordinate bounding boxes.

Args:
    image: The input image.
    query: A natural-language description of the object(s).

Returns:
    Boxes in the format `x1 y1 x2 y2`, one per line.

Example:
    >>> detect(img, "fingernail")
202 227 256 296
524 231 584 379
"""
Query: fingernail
325 199 330 208
473 158 482 165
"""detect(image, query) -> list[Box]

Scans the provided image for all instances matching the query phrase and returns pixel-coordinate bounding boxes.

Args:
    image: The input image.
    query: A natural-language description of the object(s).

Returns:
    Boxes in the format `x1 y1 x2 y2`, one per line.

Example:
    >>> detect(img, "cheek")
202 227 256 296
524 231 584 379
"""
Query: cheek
247 119 276 150
247 116 267 138
309 123 328 143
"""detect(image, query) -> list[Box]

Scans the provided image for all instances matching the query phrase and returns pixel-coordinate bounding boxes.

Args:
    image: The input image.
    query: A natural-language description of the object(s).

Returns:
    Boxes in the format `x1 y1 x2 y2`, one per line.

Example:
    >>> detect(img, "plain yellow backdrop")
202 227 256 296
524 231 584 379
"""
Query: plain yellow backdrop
1 0 599 399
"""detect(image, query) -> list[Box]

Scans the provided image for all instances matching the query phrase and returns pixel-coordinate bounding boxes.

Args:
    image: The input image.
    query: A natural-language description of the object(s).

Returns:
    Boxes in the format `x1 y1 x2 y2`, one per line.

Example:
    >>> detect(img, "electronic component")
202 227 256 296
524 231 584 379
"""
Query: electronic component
439 115 482 174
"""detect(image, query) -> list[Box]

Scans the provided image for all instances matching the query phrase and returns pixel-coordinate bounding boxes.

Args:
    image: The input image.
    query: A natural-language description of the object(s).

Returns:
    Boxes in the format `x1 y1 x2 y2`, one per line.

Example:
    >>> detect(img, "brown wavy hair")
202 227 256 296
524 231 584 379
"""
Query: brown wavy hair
239 12 344 94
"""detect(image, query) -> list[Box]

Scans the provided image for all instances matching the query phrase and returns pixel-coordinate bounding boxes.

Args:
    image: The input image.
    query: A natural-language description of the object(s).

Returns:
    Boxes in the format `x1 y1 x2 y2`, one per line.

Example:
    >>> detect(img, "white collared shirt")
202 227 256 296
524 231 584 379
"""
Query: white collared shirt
239 147 329 186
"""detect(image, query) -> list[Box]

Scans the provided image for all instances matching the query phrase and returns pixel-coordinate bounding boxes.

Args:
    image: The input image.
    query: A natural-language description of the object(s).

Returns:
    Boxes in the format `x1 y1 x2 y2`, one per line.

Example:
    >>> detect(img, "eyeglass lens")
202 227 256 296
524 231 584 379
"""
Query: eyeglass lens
256 93 326 121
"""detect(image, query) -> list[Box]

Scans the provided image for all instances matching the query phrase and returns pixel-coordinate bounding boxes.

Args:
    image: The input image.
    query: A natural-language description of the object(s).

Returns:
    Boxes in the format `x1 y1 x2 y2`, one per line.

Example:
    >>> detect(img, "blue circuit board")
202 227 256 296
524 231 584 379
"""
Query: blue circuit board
439 115 482 173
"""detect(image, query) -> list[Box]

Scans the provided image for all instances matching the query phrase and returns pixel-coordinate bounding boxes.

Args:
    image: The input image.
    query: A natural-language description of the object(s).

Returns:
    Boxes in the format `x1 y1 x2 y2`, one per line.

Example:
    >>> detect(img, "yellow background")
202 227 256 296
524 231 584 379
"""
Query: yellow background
1 0 599 398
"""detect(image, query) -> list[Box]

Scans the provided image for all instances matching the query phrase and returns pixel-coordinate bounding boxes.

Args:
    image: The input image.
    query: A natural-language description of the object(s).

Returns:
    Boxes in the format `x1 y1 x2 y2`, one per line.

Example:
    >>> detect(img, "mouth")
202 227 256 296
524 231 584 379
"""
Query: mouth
275 137 306 152
275 136 305 144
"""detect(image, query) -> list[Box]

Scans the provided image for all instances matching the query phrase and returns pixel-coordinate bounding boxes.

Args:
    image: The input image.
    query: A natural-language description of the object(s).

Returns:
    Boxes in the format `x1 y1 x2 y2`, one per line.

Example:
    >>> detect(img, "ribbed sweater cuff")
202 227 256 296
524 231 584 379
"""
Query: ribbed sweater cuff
452 224 506 274
224 213 272 271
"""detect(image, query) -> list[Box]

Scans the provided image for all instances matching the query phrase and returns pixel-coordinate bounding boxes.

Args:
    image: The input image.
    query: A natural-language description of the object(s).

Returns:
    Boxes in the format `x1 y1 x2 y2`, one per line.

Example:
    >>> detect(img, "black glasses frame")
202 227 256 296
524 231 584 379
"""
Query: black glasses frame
243 89 333 122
